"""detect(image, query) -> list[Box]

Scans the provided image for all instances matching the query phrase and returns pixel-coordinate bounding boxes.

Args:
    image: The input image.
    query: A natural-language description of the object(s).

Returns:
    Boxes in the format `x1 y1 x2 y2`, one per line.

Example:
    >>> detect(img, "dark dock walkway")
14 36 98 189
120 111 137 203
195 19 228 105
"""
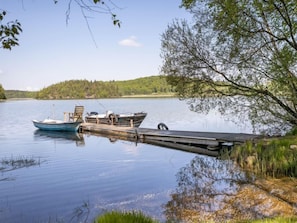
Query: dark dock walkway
81 123 261 156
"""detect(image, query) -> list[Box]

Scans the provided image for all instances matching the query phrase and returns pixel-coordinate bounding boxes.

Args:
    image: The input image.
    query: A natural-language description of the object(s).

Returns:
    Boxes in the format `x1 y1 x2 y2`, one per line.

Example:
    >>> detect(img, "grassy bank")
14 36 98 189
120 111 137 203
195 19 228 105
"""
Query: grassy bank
94 211 297 223
95 211 159 223
239 217 297 223
230 135 297 177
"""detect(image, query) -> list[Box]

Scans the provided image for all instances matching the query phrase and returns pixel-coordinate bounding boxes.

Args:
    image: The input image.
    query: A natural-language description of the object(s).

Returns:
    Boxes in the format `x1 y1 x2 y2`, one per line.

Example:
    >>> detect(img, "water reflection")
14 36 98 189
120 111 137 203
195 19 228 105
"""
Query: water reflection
30 130 297 222
33 130 85 147
165 155 297 222
0 99 254 223
84 131 220 157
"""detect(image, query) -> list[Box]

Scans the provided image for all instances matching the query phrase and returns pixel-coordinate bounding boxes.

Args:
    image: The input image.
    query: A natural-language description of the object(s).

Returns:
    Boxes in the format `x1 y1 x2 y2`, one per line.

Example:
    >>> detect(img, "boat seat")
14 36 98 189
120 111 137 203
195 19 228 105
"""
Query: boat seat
69 106 84 122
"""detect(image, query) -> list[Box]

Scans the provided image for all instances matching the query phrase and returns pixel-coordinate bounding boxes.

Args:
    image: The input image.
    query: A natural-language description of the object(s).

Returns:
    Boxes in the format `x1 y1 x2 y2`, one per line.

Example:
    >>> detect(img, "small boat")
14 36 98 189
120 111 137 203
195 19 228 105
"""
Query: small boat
85 110 147 127
32 119 82 132
32 105 84 132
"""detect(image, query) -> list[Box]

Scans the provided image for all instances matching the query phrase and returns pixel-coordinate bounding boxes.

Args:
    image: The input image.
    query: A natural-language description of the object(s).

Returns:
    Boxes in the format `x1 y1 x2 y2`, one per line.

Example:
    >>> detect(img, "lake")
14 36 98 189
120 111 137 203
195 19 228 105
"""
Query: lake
0 98 253 222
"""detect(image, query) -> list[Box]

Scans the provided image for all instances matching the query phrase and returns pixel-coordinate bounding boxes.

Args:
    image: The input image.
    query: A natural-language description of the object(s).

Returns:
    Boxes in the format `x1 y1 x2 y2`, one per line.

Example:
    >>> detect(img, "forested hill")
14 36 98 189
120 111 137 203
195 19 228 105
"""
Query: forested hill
35 75 175 99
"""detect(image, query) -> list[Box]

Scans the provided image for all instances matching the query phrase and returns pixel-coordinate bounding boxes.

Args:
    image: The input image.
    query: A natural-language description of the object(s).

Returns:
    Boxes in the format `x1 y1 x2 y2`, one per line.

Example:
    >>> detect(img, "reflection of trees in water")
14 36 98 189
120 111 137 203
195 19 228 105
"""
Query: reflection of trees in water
165 155 297 222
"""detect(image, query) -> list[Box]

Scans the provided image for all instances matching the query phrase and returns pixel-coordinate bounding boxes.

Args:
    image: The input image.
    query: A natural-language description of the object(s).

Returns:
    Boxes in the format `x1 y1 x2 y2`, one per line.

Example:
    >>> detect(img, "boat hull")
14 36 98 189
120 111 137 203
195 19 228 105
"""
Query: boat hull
32 120 81 132
85 112 147 127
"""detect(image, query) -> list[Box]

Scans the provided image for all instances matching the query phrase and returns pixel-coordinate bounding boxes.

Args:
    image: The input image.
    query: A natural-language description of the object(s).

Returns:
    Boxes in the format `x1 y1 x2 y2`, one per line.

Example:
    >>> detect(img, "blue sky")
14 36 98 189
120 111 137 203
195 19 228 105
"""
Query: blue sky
0 0 190 90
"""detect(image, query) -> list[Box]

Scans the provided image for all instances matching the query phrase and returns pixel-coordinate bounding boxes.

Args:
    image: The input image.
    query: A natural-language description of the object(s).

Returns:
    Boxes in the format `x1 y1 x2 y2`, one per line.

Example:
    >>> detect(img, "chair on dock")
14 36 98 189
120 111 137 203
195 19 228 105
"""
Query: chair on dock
67 106 84 122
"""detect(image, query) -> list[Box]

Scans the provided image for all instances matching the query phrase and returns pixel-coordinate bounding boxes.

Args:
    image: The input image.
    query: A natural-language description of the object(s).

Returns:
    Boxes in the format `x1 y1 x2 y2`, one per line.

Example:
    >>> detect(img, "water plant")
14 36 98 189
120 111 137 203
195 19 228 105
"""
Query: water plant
0 155 42 172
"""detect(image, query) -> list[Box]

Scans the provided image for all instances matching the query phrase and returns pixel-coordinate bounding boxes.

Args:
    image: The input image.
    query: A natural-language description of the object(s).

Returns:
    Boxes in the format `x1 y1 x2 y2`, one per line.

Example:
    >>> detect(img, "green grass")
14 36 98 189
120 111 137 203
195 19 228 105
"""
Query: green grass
237 216 297 223
230 135 297 177
94 211 159 223
94 211 297 223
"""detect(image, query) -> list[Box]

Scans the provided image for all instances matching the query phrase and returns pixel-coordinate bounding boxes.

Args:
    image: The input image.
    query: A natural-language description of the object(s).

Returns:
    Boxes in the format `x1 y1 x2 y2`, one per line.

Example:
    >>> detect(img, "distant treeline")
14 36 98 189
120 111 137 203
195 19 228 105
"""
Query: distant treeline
2 76 175 99
4 90 37 99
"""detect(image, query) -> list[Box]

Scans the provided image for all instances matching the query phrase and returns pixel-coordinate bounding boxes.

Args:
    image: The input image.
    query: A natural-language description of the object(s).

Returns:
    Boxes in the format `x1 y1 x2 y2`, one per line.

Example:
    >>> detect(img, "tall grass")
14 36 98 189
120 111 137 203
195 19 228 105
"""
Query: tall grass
231 136 297 177
94 211 297 223
237 216 297 223
94 211 159 223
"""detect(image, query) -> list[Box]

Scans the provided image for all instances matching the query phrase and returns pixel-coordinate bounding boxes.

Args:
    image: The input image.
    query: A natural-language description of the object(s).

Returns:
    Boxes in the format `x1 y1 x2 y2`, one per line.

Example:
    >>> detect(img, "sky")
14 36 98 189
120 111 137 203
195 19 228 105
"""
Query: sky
0 0 191 90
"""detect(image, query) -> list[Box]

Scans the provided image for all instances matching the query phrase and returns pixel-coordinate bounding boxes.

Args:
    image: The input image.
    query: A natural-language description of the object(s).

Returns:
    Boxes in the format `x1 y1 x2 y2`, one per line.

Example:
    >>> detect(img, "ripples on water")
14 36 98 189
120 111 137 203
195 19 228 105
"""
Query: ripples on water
0 99 252 222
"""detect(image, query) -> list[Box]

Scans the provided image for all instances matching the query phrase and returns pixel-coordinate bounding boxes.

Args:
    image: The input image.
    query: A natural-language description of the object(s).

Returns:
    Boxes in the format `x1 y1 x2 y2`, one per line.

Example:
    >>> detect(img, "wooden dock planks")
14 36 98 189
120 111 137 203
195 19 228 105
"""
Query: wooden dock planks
80 123 261 156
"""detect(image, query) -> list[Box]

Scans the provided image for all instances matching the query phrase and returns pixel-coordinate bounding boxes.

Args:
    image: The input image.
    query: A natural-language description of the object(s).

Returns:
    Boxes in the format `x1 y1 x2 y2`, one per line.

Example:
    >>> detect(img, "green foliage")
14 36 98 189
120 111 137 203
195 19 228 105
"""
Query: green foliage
36 79 111 99
36 76 175 99
285 126 297 136
94 210 297 223
181 0 197 9
0 84 6 99
116 76 174 96
231 136 297 177
162 0 297 135
95 211 159 223
0 10 22 50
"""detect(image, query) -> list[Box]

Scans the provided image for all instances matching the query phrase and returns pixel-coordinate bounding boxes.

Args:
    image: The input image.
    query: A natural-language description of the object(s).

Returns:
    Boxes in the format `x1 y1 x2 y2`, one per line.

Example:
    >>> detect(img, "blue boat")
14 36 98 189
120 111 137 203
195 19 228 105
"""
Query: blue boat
32 119 82 132
32 105 84 132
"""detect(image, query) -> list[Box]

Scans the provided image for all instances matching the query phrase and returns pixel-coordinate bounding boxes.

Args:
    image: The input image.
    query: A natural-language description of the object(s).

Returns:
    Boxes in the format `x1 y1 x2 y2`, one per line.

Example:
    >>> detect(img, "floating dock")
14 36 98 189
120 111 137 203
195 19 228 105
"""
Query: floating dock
80 123 261 157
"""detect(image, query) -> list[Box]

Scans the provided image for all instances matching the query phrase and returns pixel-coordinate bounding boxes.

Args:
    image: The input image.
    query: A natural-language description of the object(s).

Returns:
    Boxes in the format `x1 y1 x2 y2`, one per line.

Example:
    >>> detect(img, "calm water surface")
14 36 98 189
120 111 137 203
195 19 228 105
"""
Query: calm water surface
0 98 252 222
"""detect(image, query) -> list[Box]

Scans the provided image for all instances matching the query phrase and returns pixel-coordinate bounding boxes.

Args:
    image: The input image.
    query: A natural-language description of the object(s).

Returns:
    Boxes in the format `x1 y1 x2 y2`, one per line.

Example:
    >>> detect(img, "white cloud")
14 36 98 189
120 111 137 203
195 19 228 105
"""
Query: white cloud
118 36 142 47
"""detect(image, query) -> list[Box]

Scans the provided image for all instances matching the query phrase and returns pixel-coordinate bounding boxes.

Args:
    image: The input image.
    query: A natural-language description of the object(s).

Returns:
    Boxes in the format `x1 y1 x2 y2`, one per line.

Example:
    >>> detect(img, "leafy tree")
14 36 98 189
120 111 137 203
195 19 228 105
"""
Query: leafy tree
0 0 120 50
161 0 297 135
